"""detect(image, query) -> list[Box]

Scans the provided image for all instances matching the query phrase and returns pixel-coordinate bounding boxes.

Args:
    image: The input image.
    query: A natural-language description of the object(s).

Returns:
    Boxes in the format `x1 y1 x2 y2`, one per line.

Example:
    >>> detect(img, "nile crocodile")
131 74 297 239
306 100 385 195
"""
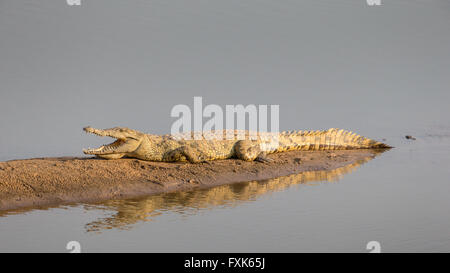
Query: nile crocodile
83 127 391 163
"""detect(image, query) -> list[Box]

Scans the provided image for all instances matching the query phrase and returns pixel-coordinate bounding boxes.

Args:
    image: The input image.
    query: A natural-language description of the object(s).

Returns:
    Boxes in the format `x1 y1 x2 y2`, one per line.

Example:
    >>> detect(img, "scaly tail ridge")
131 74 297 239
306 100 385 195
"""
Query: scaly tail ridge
275 128 391 152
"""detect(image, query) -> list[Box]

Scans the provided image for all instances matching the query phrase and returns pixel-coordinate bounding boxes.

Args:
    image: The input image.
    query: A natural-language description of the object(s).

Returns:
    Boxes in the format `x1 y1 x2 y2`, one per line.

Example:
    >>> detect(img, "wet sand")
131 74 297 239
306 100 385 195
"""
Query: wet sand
0 150 383 211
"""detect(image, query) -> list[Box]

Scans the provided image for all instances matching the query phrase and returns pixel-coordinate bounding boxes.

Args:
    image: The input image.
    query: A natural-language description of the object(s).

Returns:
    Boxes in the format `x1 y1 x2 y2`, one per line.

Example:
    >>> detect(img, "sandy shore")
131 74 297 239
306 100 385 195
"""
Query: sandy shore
0 150 384 211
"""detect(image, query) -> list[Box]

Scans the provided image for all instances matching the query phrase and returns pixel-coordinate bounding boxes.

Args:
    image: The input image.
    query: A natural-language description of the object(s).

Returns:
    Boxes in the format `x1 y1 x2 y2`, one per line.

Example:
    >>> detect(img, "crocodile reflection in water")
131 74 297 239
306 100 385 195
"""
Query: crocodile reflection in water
84 151 385 232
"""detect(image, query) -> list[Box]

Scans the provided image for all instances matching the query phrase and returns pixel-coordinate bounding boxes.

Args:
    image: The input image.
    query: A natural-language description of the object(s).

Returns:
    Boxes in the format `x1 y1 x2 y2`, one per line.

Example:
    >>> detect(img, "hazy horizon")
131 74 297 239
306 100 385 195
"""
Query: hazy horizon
1 0 450 161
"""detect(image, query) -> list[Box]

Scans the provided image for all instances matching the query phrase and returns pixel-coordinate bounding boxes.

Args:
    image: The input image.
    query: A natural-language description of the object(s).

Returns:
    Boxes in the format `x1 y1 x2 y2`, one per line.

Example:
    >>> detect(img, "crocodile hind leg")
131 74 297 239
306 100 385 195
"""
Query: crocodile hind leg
255 151 273 163
234 140 273 162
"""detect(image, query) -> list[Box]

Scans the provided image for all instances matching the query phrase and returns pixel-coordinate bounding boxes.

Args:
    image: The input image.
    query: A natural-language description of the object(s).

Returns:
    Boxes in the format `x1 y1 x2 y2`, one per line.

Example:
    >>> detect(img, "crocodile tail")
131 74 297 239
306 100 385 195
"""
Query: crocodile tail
273 128 391 152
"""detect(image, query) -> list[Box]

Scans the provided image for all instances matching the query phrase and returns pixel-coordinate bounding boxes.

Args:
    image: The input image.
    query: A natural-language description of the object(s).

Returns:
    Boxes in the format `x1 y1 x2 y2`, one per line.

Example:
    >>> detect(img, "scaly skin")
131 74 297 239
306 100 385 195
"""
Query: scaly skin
83 127 391 163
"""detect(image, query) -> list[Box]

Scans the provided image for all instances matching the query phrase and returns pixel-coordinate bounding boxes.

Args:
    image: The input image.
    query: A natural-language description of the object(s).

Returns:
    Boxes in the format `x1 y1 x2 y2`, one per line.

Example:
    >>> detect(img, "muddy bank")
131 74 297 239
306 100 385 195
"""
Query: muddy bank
0 150 384 211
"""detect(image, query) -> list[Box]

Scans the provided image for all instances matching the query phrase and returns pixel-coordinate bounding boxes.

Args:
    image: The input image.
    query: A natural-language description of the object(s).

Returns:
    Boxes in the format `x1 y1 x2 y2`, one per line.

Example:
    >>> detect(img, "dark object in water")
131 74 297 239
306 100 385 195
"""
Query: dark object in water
405 135 416 140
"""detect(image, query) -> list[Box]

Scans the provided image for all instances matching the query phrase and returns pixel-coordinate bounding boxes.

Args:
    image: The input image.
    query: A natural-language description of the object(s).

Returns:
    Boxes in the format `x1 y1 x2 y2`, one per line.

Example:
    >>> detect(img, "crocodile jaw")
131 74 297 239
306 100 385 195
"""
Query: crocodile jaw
83 127 142 159
83 139 126 155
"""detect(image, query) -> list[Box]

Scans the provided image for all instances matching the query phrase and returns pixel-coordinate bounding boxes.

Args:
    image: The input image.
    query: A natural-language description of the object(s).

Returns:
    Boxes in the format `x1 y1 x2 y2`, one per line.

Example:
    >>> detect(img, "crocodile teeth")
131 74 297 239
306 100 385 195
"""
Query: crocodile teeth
83 138 126 155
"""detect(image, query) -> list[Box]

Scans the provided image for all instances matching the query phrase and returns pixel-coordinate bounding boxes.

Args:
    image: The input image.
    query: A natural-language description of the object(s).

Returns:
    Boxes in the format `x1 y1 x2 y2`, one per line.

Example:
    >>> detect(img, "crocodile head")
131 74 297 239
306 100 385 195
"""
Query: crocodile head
83 126 145 159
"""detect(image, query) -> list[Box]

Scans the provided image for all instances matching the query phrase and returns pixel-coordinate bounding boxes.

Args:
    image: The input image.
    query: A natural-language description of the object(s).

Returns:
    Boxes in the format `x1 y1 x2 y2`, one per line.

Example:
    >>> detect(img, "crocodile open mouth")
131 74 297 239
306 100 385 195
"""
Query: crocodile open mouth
83 127 126 155
83 139 125 155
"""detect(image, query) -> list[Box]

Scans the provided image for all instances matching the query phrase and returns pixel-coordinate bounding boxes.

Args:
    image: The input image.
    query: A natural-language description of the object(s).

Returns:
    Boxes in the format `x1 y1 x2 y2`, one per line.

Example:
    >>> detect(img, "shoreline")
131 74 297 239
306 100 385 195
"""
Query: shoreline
0 150 385 212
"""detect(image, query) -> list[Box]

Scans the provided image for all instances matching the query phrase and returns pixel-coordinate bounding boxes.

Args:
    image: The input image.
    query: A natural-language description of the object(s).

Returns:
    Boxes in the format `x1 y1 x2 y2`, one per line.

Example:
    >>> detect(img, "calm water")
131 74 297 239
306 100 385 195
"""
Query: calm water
1 134 450 252
1 0 450 252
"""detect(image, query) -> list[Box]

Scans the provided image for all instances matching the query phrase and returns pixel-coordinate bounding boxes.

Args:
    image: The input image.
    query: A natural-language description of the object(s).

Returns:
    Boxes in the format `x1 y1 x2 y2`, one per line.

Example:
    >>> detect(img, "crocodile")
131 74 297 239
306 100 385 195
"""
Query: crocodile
82 126 391 163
